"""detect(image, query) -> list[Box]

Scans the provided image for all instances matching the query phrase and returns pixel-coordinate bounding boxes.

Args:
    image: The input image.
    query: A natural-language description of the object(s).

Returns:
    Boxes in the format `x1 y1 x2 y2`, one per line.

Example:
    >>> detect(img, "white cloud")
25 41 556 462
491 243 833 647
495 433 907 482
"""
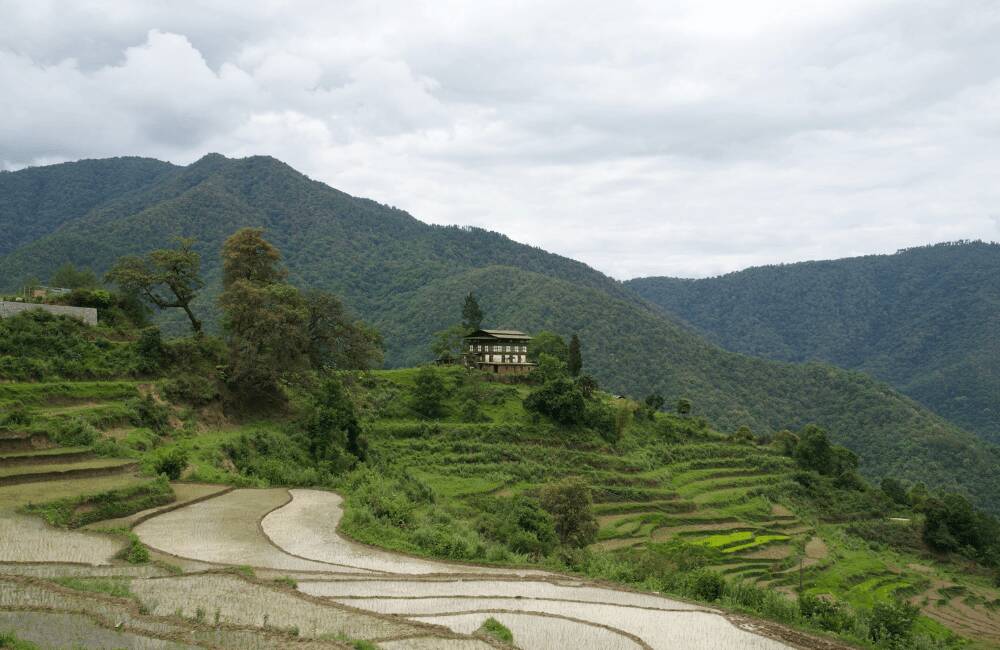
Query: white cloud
1 0 998 277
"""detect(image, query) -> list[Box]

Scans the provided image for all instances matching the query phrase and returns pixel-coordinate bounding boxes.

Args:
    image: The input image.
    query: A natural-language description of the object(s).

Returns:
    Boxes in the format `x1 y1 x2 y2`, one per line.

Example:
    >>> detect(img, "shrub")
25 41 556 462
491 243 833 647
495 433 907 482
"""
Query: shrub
478 617 514 643
120 533 150 564
153 447 189 480
0 401 31 427
131 393 171 434
524 378 585 425
51 418 99 446
477 495 558 557
799 593 851 632
136 326 165 373
410 366 447 418
868 601 919 644
688 569 725 602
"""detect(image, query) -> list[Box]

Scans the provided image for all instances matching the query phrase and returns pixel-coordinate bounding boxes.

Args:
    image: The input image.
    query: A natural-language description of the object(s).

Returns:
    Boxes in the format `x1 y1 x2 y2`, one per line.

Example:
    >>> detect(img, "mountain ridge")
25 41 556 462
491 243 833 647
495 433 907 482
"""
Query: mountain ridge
2 154 998 510
626 241 1000 443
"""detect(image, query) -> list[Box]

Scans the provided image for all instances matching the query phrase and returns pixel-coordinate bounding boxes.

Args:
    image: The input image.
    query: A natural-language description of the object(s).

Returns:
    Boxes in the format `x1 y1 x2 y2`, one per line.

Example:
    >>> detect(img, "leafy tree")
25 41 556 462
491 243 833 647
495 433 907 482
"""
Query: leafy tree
221 227 286 288
106 238 204 333
461 292 484 331
794 425 833 473
567 334 582 377
478 496 557 557
539 477 598 547
533 352 569 382
305 290 382 370
524 377 585 425
644 394 665 411
218 230 309 403
50 262 98 289
576 374 598 398
431 323 468 363
773 430 799 456
528 330 568 363
411 366 447 418
730 425 755 445
305 376 363 463
676 398 692 416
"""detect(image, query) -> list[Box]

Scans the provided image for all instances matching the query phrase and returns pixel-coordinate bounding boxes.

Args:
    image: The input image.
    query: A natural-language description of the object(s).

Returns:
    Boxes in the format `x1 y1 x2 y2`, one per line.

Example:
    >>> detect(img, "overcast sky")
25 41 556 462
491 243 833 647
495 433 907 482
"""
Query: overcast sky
2 1 998 278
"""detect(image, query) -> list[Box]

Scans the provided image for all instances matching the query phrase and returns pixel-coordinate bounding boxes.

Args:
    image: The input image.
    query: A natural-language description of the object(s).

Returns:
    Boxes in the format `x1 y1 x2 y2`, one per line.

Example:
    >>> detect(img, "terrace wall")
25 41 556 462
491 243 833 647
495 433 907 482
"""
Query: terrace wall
0 301 97 326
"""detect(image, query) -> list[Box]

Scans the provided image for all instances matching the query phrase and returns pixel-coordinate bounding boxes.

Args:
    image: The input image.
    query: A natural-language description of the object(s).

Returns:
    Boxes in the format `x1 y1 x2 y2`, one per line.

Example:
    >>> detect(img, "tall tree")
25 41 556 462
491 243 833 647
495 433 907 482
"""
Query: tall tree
462 292 484 331
221 227 285 288
106 238 204 333
567 334 582 377
431 323 468 363
528 331 568 363
218 229 308 402
305 290 383 370
539 477 599 547
51 262 98 290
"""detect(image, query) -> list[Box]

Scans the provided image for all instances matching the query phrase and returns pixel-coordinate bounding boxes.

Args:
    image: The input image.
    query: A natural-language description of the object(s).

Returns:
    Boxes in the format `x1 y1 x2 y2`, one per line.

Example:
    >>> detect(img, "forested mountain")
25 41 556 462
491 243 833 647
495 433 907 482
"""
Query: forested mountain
626 242 1000 444
2 154 999 509
0 157 177 256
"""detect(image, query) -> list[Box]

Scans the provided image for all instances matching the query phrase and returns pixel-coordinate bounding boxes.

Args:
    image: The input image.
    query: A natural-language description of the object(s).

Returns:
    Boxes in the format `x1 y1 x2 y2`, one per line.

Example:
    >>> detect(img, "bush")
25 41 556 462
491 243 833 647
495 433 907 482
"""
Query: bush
477 495 558 557
131 393 171 434
478 617 514 643
410 366 447 418
799 593 851 632
152 448 188 480
688 569 725 602
136 326 165 373
524 378 585 425
50 418 99 446
0 401 31 427
868 601 919 644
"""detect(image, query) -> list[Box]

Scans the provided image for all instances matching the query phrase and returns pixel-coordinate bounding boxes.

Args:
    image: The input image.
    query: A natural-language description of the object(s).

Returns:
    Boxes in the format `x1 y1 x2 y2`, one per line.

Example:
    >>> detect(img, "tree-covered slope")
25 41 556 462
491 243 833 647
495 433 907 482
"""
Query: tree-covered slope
1 155 998 509
0 157 176 256
626 242 1000 443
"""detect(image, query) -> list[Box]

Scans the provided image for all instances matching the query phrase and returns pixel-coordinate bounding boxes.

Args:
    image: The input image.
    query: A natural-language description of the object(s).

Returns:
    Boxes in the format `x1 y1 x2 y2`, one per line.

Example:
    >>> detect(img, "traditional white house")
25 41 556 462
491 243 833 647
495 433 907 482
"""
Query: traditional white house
463 329 536 375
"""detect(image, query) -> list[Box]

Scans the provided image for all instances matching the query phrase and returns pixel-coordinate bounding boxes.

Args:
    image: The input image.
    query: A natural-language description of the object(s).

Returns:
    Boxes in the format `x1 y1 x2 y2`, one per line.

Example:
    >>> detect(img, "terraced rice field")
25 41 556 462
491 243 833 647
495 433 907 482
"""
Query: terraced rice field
130 487 795 648
0 382 819 648
410 612 645 650
263 489 546 576
134 488 378 573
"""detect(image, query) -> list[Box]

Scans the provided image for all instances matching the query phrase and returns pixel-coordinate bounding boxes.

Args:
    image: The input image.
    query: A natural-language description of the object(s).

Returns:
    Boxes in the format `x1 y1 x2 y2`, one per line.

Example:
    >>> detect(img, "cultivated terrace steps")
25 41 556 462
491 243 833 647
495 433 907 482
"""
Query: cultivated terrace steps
0 436 136 486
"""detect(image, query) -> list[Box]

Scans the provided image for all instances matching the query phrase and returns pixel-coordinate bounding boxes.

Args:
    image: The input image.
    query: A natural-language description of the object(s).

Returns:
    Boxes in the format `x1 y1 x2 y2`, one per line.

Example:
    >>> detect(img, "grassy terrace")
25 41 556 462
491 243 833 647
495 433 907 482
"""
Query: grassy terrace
1 368 998 648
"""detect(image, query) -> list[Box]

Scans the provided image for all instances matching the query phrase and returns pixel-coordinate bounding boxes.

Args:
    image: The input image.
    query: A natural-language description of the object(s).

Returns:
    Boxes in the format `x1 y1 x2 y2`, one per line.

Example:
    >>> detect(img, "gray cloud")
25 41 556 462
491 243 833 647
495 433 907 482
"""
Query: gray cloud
1 0 998 278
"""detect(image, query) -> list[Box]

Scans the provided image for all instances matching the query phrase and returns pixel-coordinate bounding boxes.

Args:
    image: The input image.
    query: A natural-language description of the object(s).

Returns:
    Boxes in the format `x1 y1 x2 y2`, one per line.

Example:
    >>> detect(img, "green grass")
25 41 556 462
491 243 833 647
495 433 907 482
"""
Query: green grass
21 476 173 528
0 630 41 649
478 617 514 643
53 576 133 598
0 381 139 407
0 458 134 478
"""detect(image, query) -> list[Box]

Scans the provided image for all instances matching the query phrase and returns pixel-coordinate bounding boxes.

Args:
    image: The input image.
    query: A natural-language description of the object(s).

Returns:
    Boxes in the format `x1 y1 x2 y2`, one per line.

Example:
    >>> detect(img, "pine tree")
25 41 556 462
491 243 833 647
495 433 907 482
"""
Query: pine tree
462 292 484 331
567 334 582 377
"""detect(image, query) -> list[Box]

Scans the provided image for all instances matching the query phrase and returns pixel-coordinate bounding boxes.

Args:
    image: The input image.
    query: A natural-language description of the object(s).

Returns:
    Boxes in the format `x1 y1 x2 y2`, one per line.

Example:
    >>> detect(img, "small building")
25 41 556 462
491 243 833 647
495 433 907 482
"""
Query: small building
463 329 536 375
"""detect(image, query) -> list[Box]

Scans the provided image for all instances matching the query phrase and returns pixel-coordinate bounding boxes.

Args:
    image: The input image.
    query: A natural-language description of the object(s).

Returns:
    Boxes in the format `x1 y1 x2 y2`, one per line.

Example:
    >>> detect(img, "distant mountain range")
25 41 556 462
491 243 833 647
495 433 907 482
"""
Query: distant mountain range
2 155 998 510
627 242 1000 445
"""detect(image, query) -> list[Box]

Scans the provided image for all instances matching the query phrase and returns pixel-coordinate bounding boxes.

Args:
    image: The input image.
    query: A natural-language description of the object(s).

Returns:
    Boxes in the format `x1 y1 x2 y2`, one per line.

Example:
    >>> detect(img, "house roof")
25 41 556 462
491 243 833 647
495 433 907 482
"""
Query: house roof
465 329 533 340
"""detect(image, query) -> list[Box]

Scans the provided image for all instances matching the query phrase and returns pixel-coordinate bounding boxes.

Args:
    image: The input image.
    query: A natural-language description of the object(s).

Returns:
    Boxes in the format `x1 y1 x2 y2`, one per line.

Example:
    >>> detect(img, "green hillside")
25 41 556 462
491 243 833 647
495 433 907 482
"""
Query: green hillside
3 349 998 648
0 157 176 256
626 242 1000 444
1 155 999 513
